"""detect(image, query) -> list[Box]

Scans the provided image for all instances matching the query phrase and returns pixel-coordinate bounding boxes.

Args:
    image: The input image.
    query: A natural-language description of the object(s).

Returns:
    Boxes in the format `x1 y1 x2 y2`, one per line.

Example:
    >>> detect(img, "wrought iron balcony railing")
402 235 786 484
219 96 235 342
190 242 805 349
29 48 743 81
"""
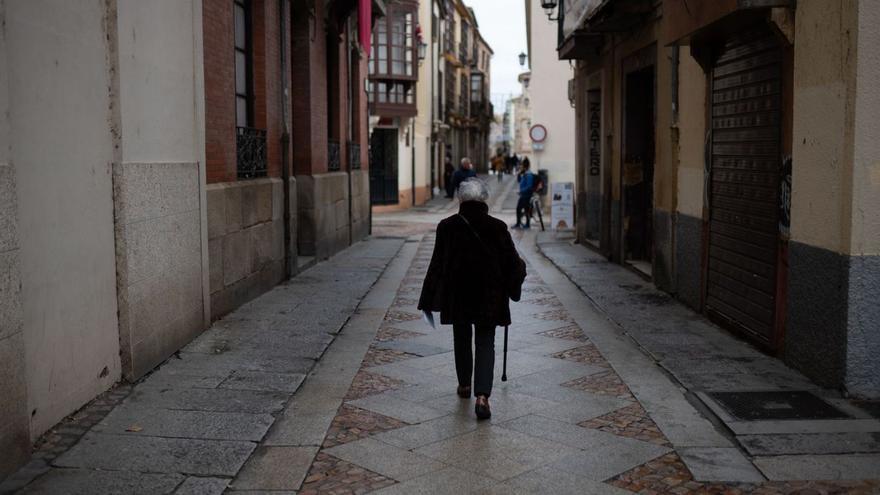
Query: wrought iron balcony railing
348 142 361 170
328 139 341 171
236 127 267 179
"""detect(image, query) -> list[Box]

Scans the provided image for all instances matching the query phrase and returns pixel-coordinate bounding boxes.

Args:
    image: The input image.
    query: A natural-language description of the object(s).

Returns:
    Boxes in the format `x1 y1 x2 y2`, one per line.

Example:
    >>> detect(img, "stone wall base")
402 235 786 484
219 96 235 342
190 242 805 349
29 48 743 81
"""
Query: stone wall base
371 184 431 213
350 170 371 243
208 178 286 320
0 163 29 479
298 172 352 259
787 242 880 398
113 162 204 381
673 212 703 311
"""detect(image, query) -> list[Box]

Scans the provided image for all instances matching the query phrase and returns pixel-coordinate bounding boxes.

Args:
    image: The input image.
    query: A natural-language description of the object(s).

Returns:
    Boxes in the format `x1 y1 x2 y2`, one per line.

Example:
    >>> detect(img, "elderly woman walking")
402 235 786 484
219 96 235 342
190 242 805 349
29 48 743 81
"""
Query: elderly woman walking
418 178 527 419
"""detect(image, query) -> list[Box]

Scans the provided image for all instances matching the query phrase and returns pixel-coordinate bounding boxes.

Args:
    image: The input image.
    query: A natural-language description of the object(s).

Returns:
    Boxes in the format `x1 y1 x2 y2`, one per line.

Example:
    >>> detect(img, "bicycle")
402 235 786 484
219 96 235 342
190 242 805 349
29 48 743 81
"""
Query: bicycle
528 193 545 231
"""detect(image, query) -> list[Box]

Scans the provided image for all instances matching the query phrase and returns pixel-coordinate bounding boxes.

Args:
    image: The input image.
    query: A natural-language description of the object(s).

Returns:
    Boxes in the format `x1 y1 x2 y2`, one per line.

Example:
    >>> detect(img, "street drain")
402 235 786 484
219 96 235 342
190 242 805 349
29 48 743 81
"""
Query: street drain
708 391 849 421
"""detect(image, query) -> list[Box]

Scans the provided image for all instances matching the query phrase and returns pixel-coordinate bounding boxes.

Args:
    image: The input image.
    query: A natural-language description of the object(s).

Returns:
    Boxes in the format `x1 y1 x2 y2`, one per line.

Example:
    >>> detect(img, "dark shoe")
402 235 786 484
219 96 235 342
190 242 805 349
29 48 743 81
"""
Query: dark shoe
510 223 521 229
457 385 471 399
475 396 491 420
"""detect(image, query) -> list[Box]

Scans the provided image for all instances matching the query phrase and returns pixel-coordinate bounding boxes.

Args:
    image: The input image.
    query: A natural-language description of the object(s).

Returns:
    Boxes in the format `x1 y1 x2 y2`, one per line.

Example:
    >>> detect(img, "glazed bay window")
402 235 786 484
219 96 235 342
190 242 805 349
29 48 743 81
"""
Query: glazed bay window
459 73 468 116
459 22 469 63
234 0 266 179
368 1 418 118
470 73 483 103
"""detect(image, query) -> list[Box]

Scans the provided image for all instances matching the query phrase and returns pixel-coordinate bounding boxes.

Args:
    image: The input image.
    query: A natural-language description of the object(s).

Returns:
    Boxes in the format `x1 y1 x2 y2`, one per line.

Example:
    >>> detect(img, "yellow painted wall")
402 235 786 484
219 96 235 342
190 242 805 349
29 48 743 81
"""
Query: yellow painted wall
850 0 880 255
675 52 706 219
790 0 859 253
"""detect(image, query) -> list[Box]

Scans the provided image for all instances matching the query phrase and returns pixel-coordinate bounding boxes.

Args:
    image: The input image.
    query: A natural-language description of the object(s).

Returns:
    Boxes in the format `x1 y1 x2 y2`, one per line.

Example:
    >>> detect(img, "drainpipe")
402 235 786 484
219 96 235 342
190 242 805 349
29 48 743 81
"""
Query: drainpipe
670 45 680 291
347 19 354 245
411 119 416 206
430 20 435 199
279 0 292 276
671 46 679 124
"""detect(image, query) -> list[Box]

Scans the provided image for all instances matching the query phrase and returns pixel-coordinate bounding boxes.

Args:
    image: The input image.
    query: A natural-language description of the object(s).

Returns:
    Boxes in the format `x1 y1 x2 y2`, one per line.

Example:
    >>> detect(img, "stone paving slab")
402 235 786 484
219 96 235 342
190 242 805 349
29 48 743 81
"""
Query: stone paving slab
371 467 491 495
123 387 289 414
677 447 765 482
347 393 449 424
230 446 317 491
753 453 880 481
53 434 255 476
478 465 633 495
324 437 446 482
413 426 580 481
426 390 560 424
262 396 346 448
217 370 306 393
18 469 184 495
739 431 880 456
371 414 484 450
92 406 274 441
727 418 880 435
173 476 229 495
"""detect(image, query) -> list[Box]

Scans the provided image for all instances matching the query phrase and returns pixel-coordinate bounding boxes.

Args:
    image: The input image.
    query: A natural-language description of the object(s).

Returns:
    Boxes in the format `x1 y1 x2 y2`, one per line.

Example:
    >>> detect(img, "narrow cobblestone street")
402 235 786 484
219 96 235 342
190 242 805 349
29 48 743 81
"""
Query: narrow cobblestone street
4 176 879 494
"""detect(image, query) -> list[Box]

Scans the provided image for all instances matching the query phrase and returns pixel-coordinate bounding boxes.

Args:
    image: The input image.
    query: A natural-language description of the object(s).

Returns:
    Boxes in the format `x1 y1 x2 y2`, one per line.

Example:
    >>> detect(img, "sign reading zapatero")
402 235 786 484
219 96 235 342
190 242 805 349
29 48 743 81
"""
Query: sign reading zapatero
588 90 600 177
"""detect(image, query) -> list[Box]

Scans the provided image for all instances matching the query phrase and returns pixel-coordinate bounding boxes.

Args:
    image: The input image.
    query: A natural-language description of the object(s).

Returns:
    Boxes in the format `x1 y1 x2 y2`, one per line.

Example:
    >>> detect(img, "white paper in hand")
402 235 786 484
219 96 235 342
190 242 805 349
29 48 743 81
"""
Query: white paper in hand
422 311 436 329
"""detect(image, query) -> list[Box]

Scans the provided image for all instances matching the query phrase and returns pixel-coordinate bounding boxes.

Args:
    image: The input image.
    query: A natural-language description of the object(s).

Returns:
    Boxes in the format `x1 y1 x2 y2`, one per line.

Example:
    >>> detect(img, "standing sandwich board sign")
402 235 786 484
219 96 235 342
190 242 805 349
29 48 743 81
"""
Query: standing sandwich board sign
551 182 574 230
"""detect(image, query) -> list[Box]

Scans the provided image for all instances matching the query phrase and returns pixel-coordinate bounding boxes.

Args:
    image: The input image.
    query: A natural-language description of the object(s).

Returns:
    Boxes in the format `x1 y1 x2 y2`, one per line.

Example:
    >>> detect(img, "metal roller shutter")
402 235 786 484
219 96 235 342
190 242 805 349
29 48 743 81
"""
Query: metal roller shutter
707 27 783 346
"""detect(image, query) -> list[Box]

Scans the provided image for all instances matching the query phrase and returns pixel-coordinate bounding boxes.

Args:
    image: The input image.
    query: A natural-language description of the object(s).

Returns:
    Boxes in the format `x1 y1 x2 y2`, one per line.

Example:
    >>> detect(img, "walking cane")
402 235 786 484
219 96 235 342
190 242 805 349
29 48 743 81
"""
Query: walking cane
501 325 509 381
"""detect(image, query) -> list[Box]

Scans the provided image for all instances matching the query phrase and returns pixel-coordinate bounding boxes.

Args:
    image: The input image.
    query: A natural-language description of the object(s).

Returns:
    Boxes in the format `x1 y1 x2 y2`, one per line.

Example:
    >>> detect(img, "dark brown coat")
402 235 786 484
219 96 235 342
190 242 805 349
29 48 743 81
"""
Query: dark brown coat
418 201 527 326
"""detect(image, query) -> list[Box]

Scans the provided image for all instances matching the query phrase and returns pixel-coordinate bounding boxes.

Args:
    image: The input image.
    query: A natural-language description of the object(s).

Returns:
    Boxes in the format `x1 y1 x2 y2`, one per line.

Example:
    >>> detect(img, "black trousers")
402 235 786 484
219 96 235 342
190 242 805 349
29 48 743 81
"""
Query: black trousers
516 194 531 227
452 323 496 397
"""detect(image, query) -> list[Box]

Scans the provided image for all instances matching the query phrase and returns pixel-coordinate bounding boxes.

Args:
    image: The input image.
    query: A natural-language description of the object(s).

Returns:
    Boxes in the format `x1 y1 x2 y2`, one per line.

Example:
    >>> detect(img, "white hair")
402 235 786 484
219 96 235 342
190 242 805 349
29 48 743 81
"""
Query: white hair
460 157 471 165
458 178 489 203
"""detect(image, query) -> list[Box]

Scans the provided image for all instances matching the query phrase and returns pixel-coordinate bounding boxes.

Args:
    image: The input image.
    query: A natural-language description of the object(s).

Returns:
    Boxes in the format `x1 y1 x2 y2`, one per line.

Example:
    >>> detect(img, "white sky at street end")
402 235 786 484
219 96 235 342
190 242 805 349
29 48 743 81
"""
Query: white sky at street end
467 0 528 112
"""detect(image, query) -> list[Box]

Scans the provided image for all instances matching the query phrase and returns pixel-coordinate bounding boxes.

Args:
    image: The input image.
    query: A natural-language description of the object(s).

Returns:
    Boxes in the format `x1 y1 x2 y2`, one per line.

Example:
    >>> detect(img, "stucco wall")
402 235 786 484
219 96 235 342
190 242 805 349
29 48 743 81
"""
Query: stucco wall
117 0 199 164
675 53 706 219
845 0 880 398
850 0 880 257
112 0 207 381
7 0 122 437
790 0 857 254
787 0 879 398
527 3 575 187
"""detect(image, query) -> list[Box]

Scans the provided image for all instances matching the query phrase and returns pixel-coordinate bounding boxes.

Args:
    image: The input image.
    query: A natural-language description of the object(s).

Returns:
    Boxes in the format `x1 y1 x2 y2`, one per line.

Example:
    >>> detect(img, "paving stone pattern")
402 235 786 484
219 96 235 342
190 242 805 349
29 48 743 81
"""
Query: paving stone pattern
3 238 405 495
537 231 880 487
298 228 880 494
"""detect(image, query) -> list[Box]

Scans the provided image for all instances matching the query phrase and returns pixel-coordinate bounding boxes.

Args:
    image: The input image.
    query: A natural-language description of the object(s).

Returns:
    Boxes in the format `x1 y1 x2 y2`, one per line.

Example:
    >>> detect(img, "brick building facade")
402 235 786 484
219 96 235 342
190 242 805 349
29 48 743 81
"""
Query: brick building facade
205 0 376 319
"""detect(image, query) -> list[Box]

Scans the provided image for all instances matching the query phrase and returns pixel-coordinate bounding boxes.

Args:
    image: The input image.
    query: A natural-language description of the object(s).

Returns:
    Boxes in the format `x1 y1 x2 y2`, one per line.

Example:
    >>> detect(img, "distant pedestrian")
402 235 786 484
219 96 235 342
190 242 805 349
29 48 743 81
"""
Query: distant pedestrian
513 158 536 229
491 151 505 182
451 157 477 195
443 155 455 198
418 178 527 420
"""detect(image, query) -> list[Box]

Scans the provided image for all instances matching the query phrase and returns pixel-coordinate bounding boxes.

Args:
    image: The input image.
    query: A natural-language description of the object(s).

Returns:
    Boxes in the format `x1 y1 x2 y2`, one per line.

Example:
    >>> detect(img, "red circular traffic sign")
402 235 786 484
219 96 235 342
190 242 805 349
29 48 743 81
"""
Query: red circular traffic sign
529 124 547 143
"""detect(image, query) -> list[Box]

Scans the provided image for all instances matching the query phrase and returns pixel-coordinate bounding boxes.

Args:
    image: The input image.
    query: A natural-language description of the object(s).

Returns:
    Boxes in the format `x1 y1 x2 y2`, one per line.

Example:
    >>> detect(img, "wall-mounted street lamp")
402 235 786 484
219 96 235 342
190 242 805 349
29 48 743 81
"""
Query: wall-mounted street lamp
541 0 560 21
518 51 527 67
416 25 427 62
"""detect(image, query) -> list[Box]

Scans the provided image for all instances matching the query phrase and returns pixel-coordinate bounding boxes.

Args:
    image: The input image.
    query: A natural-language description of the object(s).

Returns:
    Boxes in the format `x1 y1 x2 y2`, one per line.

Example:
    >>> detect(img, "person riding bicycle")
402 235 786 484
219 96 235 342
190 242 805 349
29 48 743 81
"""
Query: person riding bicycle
513 158 537 229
